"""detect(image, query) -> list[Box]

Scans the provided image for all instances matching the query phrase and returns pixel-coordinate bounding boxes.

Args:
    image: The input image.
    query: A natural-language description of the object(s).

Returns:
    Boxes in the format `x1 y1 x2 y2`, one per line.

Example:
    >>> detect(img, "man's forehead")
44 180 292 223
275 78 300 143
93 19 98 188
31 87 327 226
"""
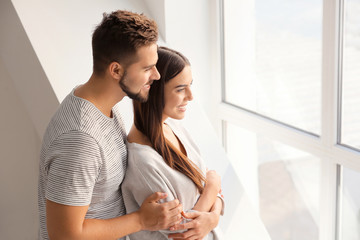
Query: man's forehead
136 43 158 56
132 44 158 66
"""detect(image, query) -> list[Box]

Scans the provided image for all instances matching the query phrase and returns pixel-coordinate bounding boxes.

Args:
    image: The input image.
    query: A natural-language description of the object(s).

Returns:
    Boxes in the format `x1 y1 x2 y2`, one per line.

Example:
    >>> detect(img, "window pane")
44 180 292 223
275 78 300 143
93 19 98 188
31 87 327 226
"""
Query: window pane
223 0 322 134
226 121 320 240
340 167 360 240
340 0 360 149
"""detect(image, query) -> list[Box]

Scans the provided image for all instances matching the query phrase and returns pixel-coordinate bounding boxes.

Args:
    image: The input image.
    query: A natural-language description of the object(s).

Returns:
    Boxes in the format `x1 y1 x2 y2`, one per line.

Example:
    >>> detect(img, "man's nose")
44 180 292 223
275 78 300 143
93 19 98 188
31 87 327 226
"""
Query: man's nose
152 66 160 80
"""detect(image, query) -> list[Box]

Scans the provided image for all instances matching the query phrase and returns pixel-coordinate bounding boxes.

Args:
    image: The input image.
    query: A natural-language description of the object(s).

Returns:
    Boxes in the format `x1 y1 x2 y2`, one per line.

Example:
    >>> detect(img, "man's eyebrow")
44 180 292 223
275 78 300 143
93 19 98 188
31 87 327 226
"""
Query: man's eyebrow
143 57 158 69
143 63 157 69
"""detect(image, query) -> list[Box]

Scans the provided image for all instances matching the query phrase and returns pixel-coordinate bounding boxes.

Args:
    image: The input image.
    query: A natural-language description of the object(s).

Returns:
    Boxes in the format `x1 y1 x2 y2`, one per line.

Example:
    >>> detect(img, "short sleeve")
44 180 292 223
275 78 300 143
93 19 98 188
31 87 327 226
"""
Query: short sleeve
44 131 102 206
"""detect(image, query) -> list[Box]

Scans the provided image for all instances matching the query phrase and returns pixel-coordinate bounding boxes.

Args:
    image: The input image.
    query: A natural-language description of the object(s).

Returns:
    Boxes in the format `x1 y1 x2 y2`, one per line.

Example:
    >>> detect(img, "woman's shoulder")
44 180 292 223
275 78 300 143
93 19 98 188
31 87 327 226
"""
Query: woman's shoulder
127 141 167 172
127 125 152 146
165 119 188 139
166 118 201 154
127 141 159 160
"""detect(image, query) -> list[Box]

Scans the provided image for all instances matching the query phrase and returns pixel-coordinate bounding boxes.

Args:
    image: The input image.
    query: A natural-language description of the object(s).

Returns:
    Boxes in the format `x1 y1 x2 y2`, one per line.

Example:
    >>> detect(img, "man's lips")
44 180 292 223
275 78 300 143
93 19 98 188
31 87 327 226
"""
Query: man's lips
143 80 154 89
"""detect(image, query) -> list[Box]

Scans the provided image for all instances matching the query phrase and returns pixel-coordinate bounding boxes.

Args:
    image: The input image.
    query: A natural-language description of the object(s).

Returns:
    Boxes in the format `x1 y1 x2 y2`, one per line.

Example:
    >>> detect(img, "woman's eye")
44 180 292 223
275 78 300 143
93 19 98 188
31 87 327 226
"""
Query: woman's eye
176 89 185 92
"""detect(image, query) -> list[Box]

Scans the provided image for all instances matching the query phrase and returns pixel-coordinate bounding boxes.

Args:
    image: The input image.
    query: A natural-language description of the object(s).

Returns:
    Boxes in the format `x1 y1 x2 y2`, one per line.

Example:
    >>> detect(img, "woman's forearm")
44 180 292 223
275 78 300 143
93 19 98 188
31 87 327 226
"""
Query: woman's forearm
192 182 219 212
210 197 222 215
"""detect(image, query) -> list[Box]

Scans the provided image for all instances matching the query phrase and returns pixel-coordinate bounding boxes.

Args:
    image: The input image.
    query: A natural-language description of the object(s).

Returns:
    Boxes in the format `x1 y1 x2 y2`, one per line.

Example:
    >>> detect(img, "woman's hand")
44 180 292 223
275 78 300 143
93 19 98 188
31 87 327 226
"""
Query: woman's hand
168 211 220 240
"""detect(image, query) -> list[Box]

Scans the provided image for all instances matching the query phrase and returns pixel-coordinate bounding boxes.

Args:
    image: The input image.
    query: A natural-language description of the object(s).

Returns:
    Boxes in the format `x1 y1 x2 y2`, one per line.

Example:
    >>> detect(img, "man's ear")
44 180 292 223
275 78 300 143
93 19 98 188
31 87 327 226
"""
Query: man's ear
108 62 124 81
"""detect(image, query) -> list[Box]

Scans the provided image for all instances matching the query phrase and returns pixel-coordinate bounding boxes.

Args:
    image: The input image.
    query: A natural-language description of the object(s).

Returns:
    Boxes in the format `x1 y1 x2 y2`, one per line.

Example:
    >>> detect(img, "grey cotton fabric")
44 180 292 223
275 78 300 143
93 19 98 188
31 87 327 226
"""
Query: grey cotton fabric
38 89 128 240
122 119 224 240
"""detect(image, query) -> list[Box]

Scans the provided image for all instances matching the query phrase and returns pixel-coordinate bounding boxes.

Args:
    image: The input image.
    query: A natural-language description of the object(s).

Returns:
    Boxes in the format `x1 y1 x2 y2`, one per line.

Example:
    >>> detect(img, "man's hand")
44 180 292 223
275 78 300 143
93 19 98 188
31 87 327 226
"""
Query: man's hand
167 211 220 240
138 192 183 231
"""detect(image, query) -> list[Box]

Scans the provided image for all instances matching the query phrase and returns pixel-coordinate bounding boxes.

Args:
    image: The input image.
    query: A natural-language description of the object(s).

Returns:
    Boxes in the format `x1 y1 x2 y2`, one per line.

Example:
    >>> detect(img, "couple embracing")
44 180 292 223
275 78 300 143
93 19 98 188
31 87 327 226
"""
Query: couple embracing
38 10 224 240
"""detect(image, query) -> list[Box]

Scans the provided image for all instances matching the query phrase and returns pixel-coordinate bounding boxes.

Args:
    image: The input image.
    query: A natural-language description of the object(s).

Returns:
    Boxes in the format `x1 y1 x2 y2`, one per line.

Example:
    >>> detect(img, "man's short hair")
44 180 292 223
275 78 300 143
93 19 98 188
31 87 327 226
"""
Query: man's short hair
92 10 158 75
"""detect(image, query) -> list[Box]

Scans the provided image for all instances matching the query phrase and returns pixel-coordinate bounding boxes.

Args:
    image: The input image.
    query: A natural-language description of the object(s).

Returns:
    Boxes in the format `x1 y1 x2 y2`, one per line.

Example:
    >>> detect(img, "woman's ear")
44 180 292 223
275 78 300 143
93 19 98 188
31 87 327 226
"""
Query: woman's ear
108 62 124 81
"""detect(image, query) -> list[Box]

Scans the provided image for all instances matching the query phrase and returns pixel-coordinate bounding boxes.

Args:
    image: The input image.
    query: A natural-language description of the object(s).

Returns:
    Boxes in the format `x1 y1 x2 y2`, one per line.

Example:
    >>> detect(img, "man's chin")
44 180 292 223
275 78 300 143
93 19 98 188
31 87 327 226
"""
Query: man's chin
127 92 148 102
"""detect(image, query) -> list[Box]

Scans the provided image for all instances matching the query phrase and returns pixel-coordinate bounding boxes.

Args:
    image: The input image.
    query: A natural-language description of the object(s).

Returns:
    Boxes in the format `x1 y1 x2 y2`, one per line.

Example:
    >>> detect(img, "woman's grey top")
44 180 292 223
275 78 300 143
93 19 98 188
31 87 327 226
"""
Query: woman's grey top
122 119 224 240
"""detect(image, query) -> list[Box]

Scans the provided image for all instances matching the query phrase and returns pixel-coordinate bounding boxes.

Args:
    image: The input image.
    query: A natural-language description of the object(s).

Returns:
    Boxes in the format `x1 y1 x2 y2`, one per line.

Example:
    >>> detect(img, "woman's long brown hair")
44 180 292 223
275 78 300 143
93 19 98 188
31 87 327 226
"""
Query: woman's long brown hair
133 46 205 193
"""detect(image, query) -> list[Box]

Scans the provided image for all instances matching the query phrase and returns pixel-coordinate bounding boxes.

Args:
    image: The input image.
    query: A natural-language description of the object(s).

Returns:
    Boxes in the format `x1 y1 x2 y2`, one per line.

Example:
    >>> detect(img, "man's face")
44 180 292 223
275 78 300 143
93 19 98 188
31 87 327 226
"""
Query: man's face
119 43 160 102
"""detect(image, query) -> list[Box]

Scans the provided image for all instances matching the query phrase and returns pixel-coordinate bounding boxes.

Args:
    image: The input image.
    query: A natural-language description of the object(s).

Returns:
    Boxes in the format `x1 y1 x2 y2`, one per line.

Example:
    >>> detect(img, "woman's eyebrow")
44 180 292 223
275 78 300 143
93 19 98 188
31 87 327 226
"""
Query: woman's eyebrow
175 80 193 88
175 84 188 88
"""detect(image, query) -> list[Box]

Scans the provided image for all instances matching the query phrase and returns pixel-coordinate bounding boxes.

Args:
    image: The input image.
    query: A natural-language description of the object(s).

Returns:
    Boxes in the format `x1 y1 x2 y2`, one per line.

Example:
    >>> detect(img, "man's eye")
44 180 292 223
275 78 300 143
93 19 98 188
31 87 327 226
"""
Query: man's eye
176 89 185 92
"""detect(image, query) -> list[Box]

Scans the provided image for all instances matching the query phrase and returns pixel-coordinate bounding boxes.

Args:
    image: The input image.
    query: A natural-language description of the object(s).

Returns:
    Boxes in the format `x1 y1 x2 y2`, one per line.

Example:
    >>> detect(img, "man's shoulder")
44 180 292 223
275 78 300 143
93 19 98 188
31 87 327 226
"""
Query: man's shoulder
45 94 87 134
42 93 120 149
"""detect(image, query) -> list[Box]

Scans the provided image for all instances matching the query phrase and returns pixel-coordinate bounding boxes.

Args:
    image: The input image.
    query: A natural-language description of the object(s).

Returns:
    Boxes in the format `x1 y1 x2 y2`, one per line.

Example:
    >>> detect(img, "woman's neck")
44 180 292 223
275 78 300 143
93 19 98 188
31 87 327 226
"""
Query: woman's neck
162 122 187 156
127 124 152 146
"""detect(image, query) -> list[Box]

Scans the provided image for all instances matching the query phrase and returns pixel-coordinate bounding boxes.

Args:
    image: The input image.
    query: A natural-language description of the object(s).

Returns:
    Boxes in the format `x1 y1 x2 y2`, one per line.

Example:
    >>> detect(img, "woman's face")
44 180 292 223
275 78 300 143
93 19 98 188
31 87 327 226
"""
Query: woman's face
162 65 193 121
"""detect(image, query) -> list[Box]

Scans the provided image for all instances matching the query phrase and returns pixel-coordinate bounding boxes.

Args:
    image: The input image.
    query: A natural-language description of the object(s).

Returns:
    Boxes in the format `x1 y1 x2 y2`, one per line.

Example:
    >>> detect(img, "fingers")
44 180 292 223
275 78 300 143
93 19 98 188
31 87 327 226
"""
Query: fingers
167 201 182 215
139 194 183 231
168 229 197 239
170 218 198 231
162 198 181 210
167 213 183 228
166 203 183 225
145 192 168 202
155 200 182 229
181 211 200 219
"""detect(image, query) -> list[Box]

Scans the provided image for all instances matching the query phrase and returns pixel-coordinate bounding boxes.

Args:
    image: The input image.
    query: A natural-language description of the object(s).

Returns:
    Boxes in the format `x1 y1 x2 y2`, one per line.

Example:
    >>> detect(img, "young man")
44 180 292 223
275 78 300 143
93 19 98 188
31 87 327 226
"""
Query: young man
38 10 183 240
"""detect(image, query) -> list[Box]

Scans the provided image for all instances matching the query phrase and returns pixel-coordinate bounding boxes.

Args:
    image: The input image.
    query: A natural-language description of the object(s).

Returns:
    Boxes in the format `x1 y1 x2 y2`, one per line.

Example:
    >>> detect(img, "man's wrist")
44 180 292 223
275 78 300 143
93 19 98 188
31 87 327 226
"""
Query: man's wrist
131 211 144 232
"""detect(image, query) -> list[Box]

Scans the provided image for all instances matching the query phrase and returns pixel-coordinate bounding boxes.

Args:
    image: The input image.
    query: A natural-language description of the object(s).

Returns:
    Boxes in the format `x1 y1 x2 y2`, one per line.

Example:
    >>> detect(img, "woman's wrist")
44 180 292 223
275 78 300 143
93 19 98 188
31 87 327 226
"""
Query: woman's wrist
209 211 220 228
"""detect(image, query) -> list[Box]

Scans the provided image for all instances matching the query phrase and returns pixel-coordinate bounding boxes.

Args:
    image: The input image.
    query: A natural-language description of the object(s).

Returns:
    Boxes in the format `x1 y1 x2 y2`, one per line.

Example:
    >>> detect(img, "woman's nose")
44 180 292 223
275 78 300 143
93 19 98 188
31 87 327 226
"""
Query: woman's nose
187 88 193 101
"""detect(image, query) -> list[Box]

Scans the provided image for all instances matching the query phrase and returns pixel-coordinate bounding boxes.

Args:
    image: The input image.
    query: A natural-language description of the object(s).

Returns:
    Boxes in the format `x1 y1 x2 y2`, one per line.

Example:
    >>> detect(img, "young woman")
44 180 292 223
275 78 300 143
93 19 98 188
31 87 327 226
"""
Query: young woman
122 46 224 240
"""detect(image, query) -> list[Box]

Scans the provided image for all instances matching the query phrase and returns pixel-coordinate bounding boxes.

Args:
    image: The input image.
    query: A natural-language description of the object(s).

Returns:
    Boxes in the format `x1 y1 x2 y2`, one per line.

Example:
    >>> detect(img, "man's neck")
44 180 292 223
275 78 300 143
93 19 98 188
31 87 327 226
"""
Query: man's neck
74 74 126 118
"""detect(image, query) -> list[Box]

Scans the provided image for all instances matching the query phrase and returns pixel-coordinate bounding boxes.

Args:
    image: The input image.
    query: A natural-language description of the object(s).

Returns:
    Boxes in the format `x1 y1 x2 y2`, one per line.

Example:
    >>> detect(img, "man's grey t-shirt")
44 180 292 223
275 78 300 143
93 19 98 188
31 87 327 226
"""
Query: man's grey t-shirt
38 89 127 240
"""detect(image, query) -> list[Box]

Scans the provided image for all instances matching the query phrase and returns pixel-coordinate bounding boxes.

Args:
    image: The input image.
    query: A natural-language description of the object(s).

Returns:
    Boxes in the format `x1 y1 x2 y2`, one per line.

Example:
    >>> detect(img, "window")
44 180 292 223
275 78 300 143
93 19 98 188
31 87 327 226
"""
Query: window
219 0 360 239
223 0 322 135
225 122 320 239
340 167 360 240
340 0 360 150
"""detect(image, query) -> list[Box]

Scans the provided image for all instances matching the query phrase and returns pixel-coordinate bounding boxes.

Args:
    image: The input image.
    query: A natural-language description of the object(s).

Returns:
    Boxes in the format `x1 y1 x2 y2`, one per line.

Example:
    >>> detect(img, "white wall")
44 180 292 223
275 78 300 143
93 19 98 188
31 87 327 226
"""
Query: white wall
11 0 155 103
0 58 40 239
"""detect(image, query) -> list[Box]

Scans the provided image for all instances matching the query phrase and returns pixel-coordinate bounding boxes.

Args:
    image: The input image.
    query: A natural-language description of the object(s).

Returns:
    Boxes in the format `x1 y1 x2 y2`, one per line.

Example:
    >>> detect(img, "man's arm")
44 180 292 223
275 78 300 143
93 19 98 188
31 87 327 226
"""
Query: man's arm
47 192 182 240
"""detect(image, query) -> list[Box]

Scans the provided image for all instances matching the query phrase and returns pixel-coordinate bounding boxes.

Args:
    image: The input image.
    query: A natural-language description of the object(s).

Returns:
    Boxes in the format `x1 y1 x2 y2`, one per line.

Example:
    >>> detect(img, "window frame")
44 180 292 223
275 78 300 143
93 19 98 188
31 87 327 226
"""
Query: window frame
217 0 360 240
